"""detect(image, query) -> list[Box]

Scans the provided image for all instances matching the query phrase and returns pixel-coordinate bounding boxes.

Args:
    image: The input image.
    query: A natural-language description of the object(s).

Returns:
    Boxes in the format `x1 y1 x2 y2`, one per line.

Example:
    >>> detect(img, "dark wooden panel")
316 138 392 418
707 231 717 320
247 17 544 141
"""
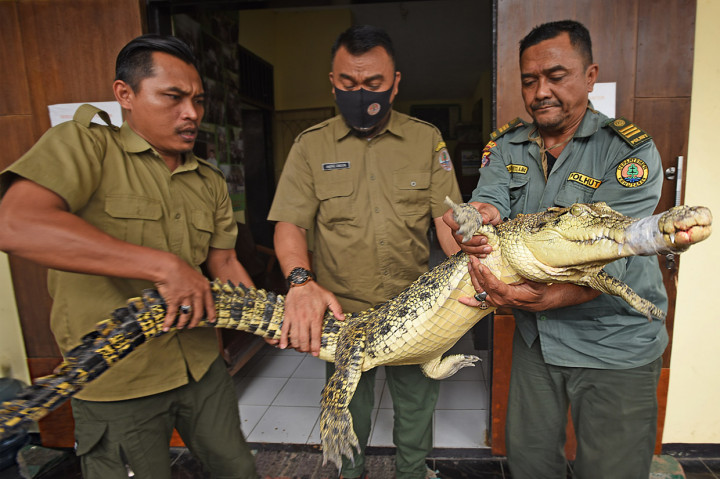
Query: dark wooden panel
0 116 35 170
5 0 144 448
497 0 639 127
634 97 692 366
634 98 691 214
636 0 695 98
16 0 144 137
0 2 32 116
28 358 74 448
8 256 57 358
655 367 670 453
490 313 514 456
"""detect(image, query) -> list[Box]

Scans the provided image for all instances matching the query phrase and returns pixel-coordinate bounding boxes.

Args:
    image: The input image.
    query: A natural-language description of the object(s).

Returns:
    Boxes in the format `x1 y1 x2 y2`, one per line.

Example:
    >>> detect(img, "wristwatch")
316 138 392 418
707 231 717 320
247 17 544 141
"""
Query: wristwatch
287 267 315 288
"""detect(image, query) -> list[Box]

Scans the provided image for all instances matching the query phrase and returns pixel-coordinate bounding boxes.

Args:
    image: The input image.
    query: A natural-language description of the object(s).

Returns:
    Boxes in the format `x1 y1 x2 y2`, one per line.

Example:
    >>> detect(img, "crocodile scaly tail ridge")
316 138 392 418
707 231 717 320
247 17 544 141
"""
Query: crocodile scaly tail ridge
0 280 329 440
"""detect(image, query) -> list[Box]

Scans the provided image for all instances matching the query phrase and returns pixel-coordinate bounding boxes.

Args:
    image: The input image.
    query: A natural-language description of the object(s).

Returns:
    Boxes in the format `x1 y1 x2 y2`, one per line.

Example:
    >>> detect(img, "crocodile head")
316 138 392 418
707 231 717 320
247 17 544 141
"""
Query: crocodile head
501 202 713 269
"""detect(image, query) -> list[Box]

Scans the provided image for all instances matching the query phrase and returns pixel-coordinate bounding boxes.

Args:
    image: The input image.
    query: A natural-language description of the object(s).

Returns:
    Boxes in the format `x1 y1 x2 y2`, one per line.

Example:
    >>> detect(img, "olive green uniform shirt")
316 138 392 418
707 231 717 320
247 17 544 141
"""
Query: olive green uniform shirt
471 106 668 369
0 105 237 401
268 111 462 312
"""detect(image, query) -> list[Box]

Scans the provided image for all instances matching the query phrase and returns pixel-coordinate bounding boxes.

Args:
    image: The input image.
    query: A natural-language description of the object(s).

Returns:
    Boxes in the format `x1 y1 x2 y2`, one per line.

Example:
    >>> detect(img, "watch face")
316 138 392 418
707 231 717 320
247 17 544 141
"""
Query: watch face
289 267 310 285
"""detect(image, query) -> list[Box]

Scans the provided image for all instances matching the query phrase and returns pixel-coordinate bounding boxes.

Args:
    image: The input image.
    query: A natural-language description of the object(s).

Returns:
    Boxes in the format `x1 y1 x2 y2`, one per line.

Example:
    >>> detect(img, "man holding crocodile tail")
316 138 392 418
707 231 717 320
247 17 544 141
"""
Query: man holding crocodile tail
444 20 668 479
0 35 256 478
269 25 462 479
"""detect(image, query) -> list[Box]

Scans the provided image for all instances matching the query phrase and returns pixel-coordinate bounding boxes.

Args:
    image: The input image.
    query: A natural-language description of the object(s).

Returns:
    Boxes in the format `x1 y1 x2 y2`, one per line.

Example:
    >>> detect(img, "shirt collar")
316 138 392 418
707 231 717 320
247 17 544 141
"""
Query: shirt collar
334 110 404 141
120 122 199 172
510 101 607 144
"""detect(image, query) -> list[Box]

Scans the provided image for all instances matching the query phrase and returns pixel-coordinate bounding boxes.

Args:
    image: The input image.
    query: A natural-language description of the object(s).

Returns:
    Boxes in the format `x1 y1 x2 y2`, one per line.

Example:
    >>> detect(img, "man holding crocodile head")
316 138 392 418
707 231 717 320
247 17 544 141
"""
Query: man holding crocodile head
269 25 461 479
444 20 668 478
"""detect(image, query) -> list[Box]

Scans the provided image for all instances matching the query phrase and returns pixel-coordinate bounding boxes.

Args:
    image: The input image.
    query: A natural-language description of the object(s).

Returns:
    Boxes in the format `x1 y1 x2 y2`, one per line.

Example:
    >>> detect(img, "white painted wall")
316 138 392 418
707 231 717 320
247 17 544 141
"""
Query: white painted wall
663 0 720 444
0 253 30 383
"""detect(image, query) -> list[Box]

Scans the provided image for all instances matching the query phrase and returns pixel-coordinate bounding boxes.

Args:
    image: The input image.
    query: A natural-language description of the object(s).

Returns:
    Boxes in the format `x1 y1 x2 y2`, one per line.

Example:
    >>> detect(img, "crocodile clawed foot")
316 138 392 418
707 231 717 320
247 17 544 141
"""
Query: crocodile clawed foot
444 196 484 243
421 354 480 380
320 406 361 470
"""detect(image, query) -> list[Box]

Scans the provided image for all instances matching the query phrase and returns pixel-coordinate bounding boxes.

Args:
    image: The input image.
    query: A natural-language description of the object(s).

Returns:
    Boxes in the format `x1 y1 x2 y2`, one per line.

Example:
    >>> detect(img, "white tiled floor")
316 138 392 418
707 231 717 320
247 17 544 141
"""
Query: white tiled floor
233 332 490 449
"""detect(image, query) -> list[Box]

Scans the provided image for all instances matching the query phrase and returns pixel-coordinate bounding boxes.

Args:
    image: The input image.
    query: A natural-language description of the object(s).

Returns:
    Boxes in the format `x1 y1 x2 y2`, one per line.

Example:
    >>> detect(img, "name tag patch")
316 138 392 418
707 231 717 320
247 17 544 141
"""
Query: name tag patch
506 164 528 174
567 172 602 189
322 162 350 171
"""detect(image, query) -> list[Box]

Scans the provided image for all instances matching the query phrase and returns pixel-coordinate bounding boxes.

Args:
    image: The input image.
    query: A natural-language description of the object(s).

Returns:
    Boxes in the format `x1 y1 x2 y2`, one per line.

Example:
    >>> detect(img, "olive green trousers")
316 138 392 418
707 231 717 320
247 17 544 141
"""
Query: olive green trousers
327 363 439 479
506 331 662 479
72 356 256 479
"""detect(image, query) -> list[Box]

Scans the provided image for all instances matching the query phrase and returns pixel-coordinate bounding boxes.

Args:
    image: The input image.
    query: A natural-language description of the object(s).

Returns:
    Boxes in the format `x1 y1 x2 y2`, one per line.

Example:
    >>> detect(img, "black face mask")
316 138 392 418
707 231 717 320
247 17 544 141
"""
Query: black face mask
334 85 394 134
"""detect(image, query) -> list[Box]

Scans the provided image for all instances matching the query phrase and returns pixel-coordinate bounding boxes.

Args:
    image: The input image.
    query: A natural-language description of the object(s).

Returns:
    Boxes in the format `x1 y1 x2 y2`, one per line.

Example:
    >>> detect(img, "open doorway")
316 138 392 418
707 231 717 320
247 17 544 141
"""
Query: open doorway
149 0 495 452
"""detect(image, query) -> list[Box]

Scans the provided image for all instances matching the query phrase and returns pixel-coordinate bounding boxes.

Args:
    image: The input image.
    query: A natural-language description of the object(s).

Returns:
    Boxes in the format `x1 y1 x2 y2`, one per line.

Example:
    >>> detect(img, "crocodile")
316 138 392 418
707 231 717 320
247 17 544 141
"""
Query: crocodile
0 199 712 469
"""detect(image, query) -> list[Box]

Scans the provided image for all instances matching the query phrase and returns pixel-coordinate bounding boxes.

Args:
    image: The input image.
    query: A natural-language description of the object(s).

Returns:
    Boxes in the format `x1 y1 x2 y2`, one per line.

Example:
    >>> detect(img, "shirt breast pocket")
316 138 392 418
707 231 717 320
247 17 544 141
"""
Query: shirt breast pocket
553 183 595 208
191 210 214 264
393 170 430 217
509 177 529 212
316 180 356 224
104 195 166 249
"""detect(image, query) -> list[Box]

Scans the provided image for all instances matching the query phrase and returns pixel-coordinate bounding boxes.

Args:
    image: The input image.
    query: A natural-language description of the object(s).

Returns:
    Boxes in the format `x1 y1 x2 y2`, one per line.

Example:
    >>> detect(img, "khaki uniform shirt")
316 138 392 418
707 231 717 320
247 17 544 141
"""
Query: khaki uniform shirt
268 111 461 313
0 105 237 400
471 106 668 369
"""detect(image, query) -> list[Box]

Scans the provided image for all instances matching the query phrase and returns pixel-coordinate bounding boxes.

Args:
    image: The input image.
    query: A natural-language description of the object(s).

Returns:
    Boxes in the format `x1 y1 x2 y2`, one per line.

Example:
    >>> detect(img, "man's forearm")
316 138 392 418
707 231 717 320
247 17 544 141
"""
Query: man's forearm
273 221 312 275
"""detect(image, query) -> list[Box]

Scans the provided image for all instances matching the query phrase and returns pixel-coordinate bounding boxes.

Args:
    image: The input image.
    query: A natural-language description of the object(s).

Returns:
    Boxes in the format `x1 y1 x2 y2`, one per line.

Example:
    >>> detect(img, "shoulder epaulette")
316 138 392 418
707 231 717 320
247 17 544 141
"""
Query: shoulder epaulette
490 118 524 141
73 104 114 128
606 117 652 147
196 158 225 177
296 119 332 141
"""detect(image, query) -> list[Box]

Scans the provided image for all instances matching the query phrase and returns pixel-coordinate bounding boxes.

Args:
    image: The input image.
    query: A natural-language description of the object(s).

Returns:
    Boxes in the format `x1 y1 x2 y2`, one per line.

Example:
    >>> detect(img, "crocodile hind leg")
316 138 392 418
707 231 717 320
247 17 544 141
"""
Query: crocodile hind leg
421 354 480 380
320 323 367 469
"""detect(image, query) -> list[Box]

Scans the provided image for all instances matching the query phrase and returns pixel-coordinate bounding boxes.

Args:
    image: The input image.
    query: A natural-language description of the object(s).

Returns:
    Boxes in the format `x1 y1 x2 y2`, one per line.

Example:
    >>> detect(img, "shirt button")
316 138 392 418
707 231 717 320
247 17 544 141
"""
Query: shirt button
410 181 417 187
175 213 181 219
370 175 376 180
540 315 547 321
379 240 385 245
374 207 380 213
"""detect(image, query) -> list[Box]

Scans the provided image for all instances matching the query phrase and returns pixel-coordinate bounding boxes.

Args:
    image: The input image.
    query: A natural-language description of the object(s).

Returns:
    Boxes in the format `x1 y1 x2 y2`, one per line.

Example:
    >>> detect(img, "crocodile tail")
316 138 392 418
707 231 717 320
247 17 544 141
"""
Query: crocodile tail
211 280 286 340
0 280 347 441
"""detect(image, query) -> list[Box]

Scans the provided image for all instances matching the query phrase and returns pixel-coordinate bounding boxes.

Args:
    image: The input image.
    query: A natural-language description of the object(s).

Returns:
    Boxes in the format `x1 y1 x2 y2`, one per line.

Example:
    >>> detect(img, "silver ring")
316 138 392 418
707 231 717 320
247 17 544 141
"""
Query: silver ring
474 291 488 302
478 301 488 310
180 305 192 314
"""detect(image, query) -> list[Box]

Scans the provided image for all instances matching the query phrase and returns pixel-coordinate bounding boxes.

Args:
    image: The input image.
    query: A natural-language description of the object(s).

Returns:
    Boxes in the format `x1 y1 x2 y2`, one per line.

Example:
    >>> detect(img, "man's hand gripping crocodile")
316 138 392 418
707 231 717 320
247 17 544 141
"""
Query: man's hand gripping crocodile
0 200 711 470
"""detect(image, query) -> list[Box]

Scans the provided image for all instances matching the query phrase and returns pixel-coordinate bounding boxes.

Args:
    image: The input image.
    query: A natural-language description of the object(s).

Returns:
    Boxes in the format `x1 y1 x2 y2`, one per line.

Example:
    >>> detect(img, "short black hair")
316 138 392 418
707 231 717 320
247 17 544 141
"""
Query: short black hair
331 25 397 69
115 34 198 91
519 20 593 67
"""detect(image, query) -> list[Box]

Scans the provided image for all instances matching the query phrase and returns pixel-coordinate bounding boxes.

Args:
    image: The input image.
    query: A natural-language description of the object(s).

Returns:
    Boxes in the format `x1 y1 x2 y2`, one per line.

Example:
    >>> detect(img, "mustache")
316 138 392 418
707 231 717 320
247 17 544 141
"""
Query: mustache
175 123 198 134
531 100 561 111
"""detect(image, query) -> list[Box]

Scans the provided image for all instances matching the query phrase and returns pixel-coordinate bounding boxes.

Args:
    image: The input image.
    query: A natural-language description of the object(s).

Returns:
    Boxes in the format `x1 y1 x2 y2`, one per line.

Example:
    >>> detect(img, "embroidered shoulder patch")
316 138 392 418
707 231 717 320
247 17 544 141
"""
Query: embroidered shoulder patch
616 158 649 187
490 118 524 141
438 148 453 171
506 164 528 174
607 118 652 147
481 141 496 168
567 172 602 189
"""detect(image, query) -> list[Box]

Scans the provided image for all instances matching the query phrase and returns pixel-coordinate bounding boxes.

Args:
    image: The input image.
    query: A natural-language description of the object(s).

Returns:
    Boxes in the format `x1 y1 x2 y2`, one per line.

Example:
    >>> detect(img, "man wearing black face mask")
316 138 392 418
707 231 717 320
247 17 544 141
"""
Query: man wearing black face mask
268 25 461 479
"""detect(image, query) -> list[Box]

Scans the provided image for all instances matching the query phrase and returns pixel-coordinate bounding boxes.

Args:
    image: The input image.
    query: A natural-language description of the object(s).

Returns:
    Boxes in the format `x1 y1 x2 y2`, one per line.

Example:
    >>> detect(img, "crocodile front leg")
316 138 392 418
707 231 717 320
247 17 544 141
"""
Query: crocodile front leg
320 322 367 469
421 354 480 380
580 270 665 320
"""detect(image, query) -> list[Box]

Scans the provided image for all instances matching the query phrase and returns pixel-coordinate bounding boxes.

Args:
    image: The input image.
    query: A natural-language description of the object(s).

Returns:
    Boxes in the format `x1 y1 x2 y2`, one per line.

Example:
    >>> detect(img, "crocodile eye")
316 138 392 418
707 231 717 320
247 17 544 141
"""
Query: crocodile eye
570 204 584 216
